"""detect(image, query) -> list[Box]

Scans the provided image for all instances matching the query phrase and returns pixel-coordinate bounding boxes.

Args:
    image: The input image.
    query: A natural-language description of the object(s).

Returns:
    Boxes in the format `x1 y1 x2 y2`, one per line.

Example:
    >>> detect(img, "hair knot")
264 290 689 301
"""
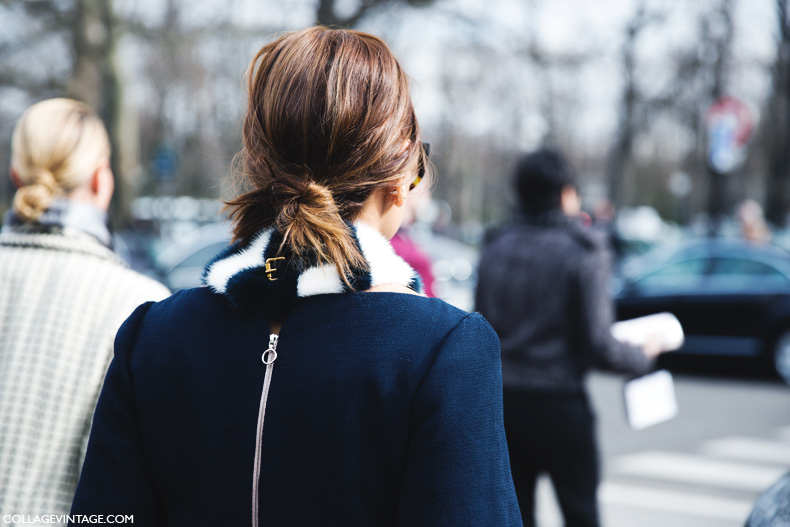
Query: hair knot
34 168 59 192
13 177 57 221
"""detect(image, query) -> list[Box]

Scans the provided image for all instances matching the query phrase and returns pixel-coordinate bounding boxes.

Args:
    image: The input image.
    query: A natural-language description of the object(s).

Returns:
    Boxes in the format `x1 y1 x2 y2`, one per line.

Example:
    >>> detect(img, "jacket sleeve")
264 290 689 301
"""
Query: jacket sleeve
69 302 165 526
396 313 523 527
576 243 654 375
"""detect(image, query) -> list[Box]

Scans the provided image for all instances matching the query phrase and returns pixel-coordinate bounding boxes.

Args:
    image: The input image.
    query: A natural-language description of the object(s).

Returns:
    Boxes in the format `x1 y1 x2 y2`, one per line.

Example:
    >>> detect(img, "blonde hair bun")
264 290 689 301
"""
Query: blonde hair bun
13 179 56 221
10 98 110 221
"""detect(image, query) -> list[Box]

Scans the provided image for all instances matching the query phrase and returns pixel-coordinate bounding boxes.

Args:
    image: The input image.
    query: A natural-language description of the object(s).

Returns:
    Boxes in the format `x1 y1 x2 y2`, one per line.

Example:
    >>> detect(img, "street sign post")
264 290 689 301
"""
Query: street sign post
706 96 754 175
705 96 755 235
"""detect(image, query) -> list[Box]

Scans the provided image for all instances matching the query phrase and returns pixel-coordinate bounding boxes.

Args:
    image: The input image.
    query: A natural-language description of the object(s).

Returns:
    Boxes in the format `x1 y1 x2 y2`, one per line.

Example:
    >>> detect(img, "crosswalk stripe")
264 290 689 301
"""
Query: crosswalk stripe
610 450 785 492
600 482 754 522
700 436 790 465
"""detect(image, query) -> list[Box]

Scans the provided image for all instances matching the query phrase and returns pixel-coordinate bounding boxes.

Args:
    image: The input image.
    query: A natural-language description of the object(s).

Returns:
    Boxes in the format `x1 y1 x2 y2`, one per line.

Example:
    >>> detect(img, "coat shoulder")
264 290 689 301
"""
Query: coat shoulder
566 222 608 252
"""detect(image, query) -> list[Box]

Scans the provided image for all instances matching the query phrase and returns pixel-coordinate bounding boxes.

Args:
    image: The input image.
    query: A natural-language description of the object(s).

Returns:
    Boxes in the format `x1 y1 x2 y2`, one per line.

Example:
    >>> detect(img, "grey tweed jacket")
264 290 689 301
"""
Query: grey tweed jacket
0 227 169 524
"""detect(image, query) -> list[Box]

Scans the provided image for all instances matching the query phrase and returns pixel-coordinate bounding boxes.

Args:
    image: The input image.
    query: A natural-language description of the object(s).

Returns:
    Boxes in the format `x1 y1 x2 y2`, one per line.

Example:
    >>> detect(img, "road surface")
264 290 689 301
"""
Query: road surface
533 370 790 527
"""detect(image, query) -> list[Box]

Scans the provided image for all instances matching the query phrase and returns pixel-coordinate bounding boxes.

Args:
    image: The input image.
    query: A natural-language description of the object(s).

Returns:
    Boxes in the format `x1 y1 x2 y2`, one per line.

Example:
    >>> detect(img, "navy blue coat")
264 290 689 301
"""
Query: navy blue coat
71 287 522 526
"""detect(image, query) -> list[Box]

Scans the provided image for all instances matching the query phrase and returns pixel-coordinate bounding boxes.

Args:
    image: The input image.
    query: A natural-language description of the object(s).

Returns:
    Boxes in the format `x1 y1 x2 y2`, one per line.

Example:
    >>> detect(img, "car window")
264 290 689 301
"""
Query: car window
708 257 790 291
172 242 229 270
635 257 709 292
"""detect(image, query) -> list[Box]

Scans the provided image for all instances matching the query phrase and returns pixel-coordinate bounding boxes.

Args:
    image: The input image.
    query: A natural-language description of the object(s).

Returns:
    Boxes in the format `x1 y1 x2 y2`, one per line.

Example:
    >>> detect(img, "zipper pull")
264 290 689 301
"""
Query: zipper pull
262 333 279 365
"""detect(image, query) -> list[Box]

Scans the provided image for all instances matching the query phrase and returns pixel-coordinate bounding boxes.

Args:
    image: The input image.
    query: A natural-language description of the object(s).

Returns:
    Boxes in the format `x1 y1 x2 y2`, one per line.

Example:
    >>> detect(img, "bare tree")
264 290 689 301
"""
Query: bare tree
765 0 790 225
0 0 123 216
316 0 433 27
607 2 662 208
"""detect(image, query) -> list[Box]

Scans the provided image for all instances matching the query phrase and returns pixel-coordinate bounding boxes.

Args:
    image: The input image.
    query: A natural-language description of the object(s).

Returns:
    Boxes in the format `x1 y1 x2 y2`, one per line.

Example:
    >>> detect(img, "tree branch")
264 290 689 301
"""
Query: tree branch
315 0 434 28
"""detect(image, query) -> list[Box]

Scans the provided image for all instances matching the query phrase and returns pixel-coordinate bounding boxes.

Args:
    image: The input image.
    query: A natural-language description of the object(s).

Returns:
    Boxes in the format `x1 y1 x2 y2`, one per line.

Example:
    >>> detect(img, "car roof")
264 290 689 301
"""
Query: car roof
621 237 790 278
154 222 232 271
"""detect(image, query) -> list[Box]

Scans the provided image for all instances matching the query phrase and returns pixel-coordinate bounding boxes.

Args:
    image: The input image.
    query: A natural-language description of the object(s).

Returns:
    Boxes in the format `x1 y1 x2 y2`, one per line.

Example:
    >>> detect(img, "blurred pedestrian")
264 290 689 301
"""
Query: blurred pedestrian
737 199 771 244
475 147 665 527
71 27 522 526
390 179 436 297
0 98 169 523
591 197 624 259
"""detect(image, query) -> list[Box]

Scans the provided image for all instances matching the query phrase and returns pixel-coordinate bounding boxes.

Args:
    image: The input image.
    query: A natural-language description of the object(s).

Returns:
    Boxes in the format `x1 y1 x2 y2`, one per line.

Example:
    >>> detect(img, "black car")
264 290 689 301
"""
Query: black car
614 238 790 383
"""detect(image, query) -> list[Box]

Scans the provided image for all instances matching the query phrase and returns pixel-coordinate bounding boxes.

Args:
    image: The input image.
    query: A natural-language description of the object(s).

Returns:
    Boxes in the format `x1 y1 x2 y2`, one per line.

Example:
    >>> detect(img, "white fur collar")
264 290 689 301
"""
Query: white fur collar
204 222 422 301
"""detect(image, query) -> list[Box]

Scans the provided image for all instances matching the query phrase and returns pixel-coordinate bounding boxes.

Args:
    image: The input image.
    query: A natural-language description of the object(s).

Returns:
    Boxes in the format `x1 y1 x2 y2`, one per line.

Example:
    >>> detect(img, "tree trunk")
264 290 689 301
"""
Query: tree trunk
705 0 734 234
766 0 790 225
607 7 641 207
68 0 133 227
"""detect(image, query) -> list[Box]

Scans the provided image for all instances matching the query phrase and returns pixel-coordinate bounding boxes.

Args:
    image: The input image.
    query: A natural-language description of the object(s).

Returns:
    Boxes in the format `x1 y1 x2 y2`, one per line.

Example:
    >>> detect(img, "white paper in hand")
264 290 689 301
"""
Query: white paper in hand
611 312 684 351
623 370 678 430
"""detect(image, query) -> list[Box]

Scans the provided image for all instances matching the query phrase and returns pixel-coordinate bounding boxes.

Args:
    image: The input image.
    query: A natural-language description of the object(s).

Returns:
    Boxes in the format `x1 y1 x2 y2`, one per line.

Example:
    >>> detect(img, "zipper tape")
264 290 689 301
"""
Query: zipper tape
252 333 279 527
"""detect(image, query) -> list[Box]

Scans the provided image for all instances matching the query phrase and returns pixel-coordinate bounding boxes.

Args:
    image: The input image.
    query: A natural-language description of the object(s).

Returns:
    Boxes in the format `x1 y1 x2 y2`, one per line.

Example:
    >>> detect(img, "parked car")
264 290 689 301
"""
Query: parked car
614 238 790 383
419 232 478 312
152 222 232 291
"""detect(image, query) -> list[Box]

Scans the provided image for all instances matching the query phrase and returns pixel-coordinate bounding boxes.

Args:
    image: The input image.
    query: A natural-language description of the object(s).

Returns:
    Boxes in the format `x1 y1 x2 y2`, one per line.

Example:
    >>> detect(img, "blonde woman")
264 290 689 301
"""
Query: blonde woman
0 98 170 523
71 28 522 526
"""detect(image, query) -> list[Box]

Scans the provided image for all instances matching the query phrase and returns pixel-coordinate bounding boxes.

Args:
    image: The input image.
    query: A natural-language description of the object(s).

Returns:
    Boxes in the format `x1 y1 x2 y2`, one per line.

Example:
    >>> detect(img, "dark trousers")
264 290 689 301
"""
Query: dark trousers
503 389 600 527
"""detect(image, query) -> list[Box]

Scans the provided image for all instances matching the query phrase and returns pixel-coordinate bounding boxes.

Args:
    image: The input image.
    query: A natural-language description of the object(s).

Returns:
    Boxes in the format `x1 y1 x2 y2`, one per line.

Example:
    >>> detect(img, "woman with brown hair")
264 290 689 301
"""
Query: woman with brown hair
70 27 521 526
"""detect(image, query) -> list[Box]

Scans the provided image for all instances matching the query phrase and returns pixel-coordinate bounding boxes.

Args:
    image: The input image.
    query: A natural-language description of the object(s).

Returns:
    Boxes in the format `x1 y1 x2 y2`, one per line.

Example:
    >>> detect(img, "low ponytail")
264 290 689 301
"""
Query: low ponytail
225 173 367 283
13 169 59 221
274 180 365 278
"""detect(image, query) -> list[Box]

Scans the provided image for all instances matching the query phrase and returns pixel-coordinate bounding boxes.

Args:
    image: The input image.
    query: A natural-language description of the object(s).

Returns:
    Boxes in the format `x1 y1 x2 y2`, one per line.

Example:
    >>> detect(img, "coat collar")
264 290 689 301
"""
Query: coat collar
0 227 124 265
2 198 113 248
203 221 422 315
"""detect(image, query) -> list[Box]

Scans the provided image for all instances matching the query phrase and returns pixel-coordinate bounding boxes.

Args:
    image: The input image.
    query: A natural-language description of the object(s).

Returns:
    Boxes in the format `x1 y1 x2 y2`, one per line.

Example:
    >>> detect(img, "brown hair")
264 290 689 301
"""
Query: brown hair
11 98 110 221
225 26 426 281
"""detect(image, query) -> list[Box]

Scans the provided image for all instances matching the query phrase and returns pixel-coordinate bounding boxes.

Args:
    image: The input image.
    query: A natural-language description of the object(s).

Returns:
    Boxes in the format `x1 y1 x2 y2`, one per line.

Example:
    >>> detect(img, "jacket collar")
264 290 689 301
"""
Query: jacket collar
2 198 113 248
516 209 577 229
0 226 123 265
203 221 422 314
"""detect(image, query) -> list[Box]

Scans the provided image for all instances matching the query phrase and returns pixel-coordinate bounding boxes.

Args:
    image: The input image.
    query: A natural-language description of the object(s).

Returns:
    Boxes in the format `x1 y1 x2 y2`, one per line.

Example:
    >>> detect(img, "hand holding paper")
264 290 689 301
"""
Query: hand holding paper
612 312 685 429
611 312 685 353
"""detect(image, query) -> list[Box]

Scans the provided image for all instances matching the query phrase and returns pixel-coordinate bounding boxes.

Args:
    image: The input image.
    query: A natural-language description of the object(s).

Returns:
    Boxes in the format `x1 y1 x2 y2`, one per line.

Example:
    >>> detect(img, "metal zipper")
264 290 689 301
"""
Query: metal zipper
252 333 279 527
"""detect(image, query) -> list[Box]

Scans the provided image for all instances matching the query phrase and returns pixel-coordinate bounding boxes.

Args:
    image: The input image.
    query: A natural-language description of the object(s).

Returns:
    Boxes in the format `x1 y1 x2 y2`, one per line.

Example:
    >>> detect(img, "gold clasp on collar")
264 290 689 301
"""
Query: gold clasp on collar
264 257 286 281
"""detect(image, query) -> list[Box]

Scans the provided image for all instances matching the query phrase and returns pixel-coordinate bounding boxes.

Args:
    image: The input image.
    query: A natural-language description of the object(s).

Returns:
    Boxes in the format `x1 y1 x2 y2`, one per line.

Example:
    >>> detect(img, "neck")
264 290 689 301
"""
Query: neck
355 200 387 238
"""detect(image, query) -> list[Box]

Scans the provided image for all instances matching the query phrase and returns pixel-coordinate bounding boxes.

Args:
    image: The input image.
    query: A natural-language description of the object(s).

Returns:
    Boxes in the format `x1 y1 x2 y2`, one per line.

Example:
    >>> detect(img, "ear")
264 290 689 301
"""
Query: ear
561 184 581 216
390 185 406 208
9 166 23 188
90 168 100 194
91 159 115 211
89 160 109 193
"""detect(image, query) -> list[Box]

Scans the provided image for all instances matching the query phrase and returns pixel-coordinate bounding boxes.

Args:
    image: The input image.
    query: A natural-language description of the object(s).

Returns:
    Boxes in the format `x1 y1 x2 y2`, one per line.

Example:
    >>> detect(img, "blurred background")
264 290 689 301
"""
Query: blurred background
2 1 790 525
1 0 788 285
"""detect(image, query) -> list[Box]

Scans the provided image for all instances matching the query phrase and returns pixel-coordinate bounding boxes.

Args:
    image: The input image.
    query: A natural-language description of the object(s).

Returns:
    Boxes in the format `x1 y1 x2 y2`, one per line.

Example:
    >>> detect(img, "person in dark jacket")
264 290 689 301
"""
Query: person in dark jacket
70 27 522 527
475 148 662 527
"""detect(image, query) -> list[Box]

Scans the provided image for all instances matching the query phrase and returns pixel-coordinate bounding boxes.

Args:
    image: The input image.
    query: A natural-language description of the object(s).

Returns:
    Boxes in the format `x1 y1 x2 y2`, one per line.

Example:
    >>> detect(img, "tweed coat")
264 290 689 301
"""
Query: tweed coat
70 223 523 527
0 226 170 523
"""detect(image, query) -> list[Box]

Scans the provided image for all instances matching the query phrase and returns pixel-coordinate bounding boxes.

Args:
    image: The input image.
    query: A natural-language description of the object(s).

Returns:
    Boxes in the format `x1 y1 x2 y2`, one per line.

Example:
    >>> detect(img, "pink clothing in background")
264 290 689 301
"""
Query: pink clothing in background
390 231 435 297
